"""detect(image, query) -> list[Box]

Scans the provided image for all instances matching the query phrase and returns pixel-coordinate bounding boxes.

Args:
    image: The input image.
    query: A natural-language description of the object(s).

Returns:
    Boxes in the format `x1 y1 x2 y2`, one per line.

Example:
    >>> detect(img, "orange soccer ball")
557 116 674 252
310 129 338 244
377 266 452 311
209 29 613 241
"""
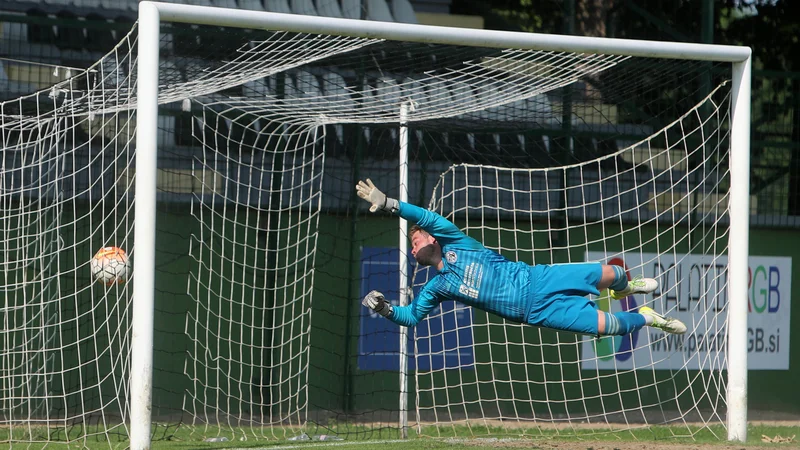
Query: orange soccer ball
90 246 131 286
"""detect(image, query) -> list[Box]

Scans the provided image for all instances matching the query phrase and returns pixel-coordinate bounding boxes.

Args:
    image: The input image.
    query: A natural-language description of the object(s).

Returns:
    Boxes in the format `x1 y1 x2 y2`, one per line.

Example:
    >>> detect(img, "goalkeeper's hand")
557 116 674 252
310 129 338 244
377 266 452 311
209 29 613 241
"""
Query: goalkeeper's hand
356 179 399 213
362 290 393 318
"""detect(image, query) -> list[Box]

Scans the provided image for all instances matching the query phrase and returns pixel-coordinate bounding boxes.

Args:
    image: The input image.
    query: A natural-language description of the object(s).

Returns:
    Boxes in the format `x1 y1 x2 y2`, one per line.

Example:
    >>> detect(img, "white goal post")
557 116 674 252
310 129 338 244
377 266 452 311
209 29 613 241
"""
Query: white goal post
131 3 752 449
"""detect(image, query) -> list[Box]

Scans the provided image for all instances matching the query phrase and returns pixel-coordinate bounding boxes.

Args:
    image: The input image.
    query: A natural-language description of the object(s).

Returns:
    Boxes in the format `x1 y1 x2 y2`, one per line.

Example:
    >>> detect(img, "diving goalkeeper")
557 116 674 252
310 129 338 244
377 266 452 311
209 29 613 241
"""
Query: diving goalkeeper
356 179 686 336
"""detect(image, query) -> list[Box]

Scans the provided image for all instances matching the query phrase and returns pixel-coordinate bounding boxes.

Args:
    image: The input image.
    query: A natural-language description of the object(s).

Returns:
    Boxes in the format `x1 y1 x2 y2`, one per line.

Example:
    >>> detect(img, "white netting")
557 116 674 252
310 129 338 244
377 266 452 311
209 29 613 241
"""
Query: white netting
416 87 731 438
0 13 739 446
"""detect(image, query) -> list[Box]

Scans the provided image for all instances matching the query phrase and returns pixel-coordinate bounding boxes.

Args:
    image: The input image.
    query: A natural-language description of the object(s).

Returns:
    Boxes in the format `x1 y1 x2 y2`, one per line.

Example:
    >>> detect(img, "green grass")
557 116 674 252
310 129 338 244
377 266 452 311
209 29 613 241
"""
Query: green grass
1 424 797 450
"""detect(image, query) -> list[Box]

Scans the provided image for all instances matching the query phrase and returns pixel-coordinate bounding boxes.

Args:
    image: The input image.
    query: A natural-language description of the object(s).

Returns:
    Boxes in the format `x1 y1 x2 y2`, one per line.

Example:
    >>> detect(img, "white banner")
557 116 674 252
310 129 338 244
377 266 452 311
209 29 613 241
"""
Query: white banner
581 252 791 371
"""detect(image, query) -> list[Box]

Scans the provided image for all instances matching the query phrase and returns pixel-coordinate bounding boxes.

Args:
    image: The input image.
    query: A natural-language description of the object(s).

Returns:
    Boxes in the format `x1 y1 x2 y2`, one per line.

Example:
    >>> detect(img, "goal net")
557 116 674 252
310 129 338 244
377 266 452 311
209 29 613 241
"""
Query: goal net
0 5 749 447
417 87 732 437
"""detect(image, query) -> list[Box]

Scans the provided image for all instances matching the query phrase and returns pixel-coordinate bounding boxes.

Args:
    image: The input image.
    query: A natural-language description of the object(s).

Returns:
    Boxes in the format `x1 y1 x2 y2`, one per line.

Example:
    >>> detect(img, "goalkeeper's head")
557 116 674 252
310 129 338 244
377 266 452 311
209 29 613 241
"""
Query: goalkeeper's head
409 224 442 268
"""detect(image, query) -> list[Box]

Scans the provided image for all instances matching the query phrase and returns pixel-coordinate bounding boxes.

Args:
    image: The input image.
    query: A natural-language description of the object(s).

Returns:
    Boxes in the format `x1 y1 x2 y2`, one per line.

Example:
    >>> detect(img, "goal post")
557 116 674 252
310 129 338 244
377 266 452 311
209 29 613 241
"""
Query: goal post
131 4 161 447
726 56 751 443
131 4 751 449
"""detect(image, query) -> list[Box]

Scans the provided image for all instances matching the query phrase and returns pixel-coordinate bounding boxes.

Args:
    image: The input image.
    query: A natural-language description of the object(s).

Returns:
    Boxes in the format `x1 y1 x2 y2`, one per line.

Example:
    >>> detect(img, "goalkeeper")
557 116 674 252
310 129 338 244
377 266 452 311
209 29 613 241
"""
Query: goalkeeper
356 179 686 336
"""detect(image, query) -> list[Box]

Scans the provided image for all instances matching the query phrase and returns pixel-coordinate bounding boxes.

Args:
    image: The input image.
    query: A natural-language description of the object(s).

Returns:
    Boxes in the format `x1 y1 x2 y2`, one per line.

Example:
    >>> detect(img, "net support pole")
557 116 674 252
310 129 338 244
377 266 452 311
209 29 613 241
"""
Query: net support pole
726 56 751 443
397 102 412 439
132 3 160 450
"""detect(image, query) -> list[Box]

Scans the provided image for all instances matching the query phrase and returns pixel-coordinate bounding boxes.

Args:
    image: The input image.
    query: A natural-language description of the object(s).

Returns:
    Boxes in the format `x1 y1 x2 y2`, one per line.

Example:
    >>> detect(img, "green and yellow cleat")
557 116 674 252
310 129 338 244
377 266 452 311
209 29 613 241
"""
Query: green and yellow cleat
639 306 687 334
610 276 658 300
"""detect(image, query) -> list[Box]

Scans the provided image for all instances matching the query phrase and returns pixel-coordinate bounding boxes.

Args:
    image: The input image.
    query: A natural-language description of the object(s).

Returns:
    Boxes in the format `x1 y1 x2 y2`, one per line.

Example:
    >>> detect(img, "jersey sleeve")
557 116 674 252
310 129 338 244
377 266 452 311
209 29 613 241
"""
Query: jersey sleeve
397 201 481 249
388 283 441 327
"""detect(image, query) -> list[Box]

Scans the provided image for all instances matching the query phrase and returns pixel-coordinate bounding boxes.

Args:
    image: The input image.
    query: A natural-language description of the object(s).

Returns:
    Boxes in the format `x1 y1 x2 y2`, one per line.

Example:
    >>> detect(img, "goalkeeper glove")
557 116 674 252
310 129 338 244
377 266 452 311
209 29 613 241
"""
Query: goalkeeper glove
362 290 393 318
356 179 399 213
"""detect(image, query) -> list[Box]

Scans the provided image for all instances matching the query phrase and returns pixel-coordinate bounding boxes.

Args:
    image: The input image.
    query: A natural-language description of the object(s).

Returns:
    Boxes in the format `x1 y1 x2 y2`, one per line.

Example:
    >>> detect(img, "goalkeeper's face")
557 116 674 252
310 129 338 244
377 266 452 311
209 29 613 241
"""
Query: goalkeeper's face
410 230 441 267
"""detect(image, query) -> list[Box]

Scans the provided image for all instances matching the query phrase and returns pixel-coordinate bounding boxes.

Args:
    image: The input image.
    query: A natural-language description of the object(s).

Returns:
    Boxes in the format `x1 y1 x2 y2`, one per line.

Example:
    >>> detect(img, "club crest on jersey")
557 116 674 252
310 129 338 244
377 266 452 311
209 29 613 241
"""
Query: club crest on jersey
445 251 457 264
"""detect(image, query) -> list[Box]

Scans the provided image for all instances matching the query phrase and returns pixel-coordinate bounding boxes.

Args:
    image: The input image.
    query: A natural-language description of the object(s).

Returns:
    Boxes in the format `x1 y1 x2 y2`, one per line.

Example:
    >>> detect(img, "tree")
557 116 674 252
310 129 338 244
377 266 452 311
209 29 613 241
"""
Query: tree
576 0 613 37
719 1 800 214
450 0 565 34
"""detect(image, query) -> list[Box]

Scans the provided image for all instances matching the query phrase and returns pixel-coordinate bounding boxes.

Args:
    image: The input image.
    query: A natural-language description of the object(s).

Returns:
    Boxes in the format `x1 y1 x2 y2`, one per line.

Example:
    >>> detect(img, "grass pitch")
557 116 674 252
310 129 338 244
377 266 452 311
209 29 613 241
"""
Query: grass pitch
3 423 796 449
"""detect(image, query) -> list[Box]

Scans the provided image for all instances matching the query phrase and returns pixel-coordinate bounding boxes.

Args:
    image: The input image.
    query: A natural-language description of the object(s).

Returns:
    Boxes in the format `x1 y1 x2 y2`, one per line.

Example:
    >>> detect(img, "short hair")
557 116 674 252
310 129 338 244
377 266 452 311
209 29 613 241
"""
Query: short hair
408 224 424 241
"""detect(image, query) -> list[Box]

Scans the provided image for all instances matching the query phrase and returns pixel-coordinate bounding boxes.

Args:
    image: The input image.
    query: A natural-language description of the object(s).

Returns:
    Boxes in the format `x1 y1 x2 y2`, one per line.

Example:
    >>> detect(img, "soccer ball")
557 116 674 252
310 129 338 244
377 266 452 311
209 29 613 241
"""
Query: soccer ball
91 246 131 286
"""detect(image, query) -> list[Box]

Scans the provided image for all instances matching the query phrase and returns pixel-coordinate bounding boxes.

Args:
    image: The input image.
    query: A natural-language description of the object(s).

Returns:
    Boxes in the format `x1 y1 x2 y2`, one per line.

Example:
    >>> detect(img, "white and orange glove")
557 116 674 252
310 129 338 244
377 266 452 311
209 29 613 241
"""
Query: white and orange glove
362 290 393 318
356 179 399 213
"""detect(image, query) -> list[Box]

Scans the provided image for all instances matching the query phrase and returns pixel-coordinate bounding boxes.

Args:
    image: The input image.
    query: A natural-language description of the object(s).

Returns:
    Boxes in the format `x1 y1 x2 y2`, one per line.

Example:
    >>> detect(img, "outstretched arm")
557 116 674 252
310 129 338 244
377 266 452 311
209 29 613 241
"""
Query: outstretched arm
395 201 467 246
356 178 479 248
362 286 441 327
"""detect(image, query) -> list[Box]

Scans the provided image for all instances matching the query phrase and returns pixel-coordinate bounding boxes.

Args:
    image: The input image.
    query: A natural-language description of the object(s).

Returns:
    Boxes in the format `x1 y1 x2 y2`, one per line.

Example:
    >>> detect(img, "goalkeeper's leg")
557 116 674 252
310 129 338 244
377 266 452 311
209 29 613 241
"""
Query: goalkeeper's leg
597 310 686 335
536 263 657 299
599 265 658 300
597 310 646 336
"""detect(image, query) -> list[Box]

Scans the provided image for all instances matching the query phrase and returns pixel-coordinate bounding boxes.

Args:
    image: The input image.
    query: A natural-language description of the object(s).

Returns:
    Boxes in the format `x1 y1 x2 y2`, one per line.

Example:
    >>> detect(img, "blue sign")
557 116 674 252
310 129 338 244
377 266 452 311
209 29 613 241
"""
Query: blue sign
358 247 474 371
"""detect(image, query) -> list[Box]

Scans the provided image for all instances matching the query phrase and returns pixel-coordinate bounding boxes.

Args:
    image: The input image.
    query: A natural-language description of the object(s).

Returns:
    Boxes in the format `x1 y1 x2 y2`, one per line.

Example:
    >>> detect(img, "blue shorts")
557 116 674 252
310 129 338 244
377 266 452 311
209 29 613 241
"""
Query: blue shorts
525 262 603 335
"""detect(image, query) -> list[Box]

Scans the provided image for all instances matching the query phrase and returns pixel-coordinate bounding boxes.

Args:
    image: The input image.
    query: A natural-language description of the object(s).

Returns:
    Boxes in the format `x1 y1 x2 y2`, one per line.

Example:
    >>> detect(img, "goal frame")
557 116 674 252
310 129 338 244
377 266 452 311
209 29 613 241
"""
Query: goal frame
133 3 752 449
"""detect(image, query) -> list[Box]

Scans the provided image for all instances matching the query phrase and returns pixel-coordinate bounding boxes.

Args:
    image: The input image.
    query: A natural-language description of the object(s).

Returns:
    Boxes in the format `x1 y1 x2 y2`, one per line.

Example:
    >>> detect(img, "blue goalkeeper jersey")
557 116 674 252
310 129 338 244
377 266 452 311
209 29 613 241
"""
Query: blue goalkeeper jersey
388 202 533 327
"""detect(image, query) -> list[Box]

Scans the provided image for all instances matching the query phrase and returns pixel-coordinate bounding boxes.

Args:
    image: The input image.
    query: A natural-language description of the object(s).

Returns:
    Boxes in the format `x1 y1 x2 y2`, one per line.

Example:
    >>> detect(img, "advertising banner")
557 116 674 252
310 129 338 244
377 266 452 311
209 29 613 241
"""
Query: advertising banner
358 247 474 371
582 252 790 370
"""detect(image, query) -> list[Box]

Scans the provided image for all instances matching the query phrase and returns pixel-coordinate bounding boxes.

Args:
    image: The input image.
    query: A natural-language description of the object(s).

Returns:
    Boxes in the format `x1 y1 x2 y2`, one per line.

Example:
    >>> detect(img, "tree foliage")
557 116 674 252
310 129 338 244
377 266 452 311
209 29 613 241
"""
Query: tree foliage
719 1 800 71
